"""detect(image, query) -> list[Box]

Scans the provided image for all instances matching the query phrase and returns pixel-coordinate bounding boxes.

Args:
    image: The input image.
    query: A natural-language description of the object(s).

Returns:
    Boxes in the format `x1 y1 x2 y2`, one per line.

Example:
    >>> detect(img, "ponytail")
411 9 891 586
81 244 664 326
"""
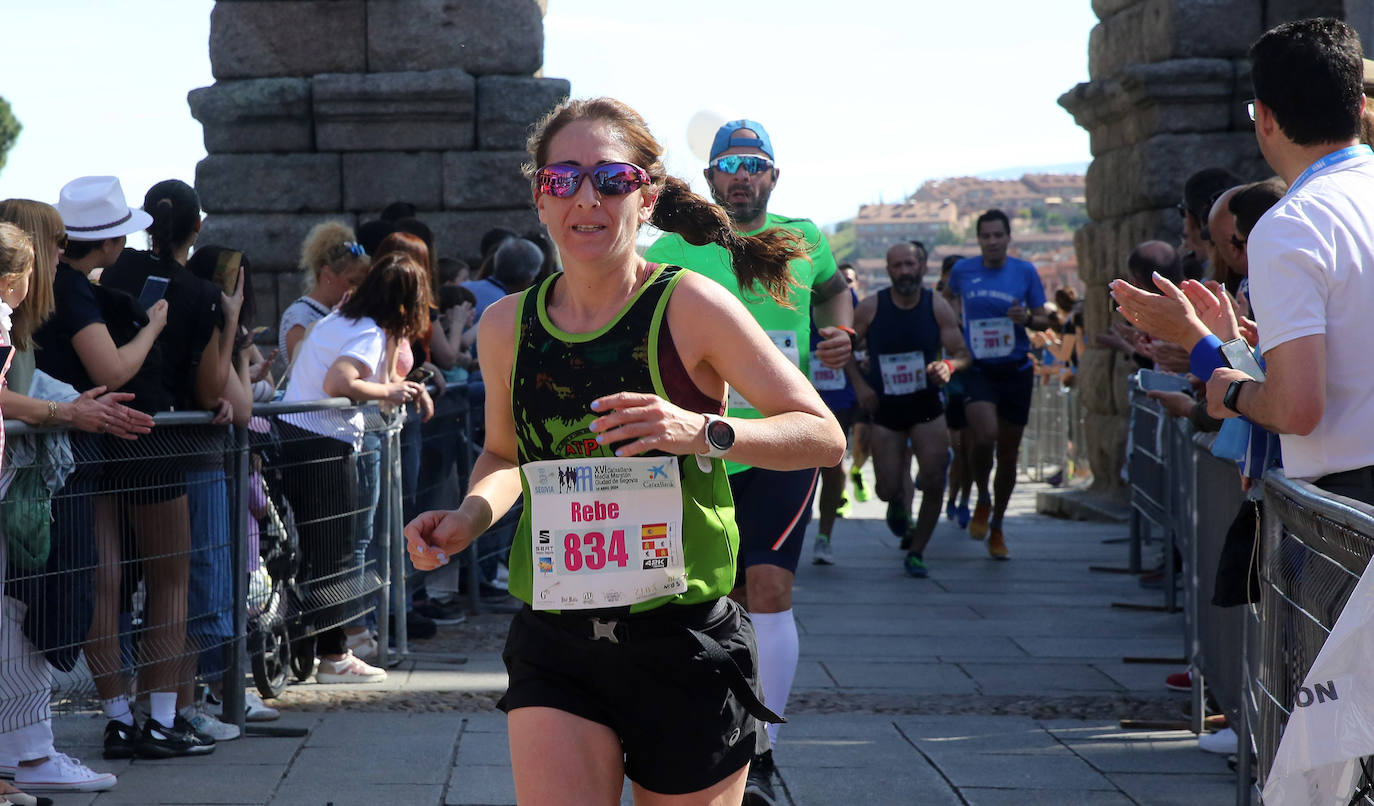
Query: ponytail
650 177 803 308
142 179 200 258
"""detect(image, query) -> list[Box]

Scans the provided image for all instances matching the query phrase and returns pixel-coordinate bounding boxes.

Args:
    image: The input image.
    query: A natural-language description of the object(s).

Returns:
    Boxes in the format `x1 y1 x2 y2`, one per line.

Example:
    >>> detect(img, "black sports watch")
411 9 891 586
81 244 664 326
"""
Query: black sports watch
700 414 735 458
1223 379 1251 415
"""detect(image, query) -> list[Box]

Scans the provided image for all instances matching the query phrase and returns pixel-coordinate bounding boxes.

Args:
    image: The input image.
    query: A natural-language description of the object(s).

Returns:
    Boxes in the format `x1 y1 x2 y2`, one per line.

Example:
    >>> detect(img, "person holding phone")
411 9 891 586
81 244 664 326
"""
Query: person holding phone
279 253 433 683
94 178 243 754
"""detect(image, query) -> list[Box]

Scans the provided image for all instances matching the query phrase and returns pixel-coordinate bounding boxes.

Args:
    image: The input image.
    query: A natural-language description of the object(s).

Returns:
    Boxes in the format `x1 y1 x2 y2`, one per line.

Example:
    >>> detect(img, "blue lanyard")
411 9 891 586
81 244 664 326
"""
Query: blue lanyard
1289 145 1373 194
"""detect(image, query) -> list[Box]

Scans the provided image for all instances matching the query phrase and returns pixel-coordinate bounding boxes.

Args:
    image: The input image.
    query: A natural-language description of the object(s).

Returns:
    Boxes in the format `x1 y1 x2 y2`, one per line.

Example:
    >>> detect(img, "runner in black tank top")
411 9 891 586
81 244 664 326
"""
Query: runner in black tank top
402 99 845 803
848 242 972 578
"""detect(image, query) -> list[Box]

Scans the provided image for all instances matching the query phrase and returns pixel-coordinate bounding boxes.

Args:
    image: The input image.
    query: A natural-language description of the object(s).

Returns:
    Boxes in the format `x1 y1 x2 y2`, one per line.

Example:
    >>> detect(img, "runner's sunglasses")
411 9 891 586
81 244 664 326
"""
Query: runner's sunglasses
709 155 775 175
535 162 652 199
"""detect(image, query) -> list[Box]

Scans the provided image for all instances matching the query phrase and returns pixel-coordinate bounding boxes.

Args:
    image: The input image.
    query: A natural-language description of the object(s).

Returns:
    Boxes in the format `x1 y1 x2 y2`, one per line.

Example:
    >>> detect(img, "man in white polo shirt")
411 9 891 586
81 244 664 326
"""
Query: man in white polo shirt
1204 17 1374 504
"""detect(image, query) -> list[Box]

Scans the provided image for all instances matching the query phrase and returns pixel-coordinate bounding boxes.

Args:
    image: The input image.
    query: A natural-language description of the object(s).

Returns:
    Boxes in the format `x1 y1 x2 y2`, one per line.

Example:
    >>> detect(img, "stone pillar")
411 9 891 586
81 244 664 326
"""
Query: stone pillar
1057 0 1340 495
189 0 570 338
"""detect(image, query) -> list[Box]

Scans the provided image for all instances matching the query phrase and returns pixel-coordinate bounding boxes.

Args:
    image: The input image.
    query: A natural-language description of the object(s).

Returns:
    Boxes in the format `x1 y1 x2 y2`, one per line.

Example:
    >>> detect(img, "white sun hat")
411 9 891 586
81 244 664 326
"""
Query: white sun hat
56 176 153 241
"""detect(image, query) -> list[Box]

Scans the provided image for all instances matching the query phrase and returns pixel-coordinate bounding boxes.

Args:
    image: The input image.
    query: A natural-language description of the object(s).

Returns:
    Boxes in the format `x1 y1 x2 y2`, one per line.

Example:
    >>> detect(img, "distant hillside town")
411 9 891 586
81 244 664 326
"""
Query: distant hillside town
833 172 1087 297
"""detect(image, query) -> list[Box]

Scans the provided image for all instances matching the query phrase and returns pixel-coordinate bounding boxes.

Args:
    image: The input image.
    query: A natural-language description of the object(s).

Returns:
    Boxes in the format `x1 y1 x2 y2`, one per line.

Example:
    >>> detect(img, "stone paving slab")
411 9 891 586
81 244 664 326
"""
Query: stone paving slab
52 479 1239 805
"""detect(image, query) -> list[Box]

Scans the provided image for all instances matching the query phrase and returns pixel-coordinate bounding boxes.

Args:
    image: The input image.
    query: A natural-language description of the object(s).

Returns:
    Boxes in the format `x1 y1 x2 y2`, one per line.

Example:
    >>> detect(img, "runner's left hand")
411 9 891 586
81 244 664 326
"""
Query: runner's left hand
589 392 709 457
814 327 853 369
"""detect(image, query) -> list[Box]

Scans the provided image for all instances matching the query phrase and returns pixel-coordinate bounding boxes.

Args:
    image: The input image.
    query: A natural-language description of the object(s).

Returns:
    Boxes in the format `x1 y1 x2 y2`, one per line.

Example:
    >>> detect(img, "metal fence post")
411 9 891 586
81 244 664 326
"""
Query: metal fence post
389 411 408 656
225 423 249 731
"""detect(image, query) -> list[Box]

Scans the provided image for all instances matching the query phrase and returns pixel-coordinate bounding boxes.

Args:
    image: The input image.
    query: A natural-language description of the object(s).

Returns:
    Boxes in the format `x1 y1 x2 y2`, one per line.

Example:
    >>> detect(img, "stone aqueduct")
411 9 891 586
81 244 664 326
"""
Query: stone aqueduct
192 0 1374 492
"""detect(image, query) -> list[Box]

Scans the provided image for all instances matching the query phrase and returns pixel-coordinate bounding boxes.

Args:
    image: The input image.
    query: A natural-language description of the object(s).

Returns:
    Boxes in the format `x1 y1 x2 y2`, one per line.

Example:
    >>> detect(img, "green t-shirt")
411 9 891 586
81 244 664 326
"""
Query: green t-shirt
645 213 837 472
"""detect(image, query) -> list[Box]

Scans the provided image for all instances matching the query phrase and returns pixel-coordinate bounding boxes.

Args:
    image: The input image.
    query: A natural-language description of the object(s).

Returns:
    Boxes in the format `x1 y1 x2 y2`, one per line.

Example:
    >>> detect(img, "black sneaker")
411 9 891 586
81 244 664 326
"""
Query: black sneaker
414 597 467 625
743 750 777 806
102 719 138 759
135 717 216 759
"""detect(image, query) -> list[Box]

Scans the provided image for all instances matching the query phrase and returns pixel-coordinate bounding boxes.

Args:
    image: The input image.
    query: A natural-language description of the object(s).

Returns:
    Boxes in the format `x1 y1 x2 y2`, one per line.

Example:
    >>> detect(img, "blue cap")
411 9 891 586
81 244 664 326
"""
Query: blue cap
709 119 774 161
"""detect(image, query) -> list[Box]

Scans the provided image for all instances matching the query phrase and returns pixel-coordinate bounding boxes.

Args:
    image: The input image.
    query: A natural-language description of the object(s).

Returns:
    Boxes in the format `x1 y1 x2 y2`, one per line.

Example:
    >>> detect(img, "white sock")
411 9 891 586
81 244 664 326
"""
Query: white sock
751 609 799 749
102 696 133 726
150 692 177 728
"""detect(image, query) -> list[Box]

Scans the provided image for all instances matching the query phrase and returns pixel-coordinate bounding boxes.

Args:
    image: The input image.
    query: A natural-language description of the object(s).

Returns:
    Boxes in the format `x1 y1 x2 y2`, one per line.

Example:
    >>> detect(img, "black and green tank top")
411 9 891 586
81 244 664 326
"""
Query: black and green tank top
507 264 739 612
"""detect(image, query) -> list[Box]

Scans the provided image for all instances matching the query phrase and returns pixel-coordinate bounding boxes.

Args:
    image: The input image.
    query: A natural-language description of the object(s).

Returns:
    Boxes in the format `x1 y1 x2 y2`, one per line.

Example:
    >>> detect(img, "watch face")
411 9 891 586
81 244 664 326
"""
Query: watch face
707 419 734 450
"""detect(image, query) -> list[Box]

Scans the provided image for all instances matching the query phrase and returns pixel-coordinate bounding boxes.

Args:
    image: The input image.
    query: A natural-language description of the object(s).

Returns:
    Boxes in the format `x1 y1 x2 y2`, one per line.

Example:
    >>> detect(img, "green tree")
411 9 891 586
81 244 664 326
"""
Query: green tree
0 96 20 177
827 225 855 264
934 226 962 246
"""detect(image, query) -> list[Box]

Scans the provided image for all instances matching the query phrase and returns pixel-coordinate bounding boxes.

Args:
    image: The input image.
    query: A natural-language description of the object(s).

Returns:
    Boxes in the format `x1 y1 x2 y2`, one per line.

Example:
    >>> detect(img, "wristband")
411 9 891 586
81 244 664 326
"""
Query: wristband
943 359 955 375
45 400 58 424
835 325 856 336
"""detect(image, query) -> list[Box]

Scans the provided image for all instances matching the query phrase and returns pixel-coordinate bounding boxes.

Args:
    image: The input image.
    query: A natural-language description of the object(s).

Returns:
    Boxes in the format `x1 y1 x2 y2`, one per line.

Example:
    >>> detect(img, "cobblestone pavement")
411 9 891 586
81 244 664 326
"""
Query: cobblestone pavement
45 473 1239 805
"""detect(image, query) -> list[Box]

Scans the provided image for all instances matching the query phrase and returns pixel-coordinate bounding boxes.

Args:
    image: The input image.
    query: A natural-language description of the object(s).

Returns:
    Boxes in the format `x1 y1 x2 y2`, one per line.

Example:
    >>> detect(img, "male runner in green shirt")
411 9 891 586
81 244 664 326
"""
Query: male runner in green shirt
646 120 852 806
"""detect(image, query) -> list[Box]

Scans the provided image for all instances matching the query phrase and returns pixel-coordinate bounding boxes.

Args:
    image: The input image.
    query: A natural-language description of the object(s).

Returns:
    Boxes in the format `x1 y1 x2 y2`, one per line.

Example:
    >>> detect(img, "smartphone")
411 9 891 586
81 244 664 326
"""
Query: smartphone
1218 338 1266 381
137 276 170 310
212 250 242 296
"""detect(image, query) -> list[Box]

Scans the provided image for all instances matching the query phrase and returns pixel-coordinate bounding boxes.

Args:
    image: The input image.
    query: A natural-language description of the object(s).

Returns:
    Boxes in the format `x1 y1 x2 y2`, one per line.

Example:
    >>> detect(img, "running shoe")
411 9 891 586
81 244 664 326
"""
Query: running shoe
135 717 216 759
987 527 1009 559
969 501 991 540
835 495 852 518
12 753 115 793
184 707 241 742
850 468 871 502
945 498 958 522
956 502 971 529
1198 727 1238 755
1165 670 1192 692
885 500 910 538
812 534 834 565
903 551 929 578
203 689 281 722
101 719 138 760
744 750 778 806
315 650 388 683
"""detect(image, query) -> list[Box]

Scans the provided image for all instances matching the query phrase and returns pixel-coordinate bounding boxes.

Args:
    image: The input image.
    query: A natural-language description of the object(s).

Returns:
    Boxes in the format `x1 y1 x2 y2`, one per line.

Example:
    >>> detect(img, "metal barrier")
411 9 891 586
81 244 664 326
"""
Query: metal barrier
0 397 412 738
1237 471 1374 805
1018 376 1081 485
1119 381 1374 803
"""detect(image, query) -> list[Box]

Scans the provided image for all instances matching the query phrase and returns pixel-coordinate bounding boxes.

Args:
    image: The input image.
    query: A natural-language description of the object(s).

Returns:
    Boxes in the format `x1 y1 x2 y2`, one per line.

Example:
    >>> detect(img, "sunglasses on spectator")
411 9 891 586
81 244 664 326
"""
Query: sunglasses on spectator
55 232 68 251
535 162 652 199
710 155 775 175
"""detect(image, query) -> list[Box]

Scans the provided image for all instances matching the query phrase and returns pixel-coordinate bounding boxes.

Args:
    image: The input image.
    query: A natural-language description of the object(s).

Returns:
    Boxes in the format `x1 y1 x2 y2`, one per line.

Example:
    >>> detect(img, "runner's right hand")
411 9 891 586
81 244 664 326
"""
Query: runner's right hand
405 509 475 571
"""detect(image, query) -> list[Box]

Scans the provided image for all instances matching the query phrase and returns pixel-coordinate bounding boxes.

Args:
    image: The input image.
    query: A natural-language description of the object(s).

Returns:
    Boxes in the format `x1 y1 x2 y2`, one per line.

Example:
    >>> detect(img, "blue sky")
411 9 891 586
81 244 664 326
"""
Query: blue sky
0 1 1096 230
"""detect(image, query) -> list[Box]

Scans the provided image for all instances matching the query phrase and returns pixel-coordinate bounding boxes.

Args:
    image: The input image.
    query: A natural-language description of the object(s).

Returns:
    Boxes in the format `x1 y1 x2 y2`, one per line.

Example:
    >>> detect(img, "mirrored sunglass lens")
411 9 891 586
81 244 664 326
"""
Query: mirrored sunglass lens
741 156 770 173
594 165 642 195
540 167 582 197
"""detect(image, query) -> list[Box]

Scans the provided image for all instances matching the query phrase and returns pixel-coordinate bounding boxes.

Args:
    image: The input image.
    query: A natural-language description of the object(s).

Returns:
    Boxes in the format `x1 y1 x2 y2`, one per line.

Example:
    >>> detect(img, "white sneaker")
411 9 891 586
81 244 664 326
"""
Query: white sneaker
244 690 280 722
345 630 379 661
13 753 117 792
315 651 387 684
185 707 242 741
1198 727 1238 755
812 535 834 565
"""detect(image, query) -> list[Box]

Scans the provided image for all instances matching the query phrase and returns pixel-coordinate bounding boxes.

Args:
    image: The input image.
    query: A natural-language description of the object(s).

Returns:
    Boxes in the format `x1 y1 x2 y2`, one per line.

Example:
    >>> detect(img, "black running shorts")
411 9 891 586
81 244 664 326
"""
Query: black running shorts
871 391 944 433
498 598 766 795
729 467 819 580
961 362 1035 427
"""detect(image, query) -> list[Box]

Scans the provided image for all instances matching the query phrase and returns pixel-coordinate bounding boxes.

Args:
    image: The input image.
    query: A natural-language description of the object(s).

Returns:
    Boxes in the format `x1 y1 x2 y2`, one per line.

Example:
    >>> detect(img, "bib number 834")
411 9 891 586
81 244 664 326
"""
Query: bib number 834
564 529 630 572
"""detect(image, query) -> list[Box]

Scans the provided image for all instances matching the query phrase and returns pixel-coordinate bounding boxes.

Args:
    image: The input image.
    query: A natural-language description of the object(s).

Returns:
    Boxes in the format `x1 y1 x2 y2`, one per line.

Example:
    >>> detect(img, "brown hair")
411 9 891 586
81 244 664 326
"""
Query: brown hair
374 231 434 306
0 200 59 350
338 253 429 341
525 97 803 307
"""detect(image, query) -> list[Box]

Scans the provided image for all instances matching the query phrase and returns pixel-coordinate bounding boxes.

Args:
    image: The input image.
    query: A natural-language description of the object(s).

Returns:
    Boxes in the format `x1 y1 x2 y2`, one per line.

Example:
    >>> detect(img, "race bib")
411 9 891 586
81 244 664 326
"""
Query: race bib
969 317 1015 360
523 457 687 610
729 330 802 410
878 352 926 395
810 362 846 391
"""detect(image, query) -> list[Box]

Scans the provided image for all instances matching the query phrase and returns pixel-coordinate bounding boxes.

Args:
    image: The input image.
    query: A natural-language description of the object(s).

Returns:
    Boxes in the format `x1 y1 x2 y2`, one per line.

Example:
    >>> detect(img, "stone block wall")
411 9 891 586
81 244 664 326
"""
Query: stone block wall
1059 0 1344 493
191 0 568 339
